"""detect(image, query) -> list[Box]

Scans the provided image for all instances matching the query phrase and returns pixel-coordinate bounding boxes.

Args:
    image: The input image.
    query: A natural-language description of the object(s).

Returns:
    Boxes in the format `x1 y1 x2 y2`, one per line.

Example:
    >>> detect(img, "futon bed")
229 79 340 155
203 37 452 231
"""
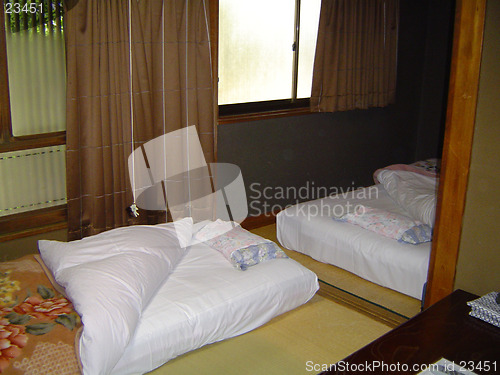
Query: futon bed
0 218 318 374
277 160 439 300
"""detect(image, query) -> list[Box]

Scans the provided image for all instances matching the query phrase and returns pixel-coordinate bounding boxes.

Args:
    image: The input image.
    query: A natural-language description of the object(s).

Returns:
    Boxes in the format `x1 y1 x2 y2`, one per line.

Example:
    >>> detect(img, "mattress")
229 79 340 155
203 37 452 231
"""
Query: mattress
110 241 319 375
276 185 430 299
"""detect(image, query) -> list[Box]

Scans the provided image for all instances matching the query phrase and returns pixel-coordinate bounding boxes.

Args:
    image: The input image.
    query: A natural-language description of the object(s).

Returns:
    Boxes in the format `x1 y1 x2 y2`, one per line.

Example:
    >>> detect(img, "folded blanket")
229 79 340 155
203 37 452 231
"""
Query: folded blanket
194 220 288 270
337 205 432 244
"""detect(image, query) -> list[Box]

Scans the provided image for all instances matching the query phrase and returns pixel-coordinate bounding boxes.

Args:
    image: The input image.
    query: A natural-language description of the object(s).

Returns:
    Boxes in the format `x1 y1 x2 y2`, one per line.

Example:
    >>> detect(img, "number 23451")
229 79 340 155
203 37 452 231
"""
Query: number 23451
5 2 43 14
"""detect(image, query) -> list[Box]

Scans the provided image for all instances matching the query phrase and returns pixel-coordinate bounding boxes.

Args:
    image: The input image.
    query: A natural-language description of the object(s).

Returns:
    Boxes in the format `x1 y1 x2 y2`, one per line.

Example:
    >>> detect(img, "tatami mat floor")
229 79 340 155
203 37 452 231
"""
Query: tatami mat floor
149 294 391 375
251 224 422 319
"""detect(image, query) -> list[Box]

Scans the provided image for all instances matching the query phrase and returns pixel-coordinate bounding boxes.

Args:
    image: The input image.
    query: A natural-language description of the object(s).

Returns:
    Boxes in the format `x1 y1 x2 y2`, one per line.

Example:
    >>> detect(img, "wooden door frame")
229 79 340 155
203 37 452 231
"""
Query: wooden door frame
424 0 487 308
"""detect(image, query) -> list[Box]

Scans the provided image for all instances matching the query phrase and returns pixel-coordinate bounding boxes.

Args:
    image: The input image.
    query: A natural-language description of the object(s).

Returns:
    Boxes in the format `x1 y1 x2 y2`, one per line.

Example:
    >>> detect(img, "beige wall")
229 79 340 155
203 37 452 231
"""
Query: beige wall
455 0 500 295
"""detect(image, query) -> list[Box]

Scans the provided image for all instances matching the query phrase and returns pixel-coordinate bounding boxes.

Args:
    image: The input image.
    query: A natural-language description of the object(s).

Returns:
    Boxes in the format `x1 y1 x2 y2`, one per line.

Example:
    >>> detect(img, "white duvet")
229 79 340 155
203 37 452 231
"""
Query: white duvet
111 240 318 374
376 170 438 227
38 218 318 374
38 218 194 375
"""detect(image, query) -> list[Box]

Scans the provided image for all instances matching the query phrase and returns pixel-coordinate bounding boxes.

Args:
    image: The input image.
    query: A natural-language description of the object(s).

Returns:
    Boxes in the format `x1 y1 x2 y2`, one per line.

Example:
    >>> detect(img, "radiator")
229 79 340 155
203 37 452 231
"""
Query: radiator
0 145 66 216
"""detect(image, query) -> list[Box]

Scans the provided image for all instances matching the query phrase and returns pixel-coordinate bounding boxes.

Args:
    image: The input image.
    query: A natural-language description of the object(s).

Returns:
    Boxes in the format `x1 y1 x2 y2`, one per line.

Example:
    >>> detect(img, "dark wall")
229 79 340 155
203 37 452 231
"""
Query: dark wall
217 0 453 216
219 109 396 215
415 0 455 160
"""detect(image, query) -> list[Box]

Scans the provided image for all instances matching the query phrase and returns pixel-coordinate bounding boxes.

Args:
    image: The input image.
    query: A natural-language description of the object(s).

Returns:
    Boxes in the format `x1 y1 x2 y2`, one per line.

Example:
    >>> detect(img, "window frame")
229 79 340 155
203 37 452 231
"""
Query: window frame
0 1 67 242
215 0 316 123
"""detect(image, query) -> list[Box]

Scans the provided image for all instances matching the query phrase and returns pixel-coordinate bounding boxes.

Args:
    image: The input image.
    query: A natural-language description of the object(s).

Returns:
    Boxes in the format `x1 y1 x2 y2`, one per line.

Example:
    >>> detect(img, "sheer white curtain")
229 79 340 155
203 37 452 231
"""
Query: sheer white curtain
6 27 66 135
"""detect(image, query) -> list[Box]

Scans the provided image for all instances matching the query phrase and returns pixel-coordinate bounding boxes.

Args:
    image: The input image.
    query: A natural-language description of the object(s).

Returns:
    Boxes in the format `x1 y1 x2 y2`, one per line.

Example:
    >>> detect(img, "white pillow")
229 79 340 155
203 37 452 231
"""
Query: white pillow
38 217 193 375
378 170 438 227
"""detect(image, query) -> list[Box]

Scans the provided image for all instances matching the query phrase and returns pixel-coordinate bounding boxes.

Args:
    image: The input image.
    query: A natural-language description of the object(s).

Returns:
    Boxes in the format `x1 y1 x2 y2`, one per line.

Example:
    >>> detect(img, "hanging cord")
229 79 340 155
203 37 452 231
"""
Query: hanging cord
162 0 167 220
202 0 212 92
128 0 139 217
185 0 192 218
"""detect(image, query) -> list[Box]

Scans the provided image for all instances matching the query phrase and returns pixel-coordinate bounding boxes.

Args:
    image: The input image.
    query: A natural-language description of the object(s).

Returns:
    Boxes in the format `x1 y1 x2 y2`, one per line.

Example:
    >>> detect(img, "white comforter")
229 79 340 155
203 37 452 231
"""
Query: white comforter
38 218 318 374
39 218 194 375
111 241 318 374
377 169 438 227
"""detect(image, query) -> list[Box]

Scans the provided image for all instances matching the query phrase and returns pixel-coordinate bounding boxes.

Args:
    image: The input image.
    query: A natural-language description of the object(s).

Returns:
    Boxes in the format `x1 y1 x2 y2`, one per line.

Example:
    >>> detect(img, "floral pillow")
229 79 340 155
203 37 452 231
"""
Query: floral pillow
195 221 288 270
338 206 432 244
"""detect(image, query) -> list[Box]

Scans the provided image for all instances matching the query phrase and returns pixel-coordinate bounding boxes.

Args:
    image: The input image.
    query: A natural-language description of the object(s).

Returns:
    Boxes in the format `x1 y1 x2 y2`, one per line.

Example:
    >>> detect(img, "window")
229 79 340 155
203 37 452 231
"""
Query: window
0 0 66 237
218 0 321 117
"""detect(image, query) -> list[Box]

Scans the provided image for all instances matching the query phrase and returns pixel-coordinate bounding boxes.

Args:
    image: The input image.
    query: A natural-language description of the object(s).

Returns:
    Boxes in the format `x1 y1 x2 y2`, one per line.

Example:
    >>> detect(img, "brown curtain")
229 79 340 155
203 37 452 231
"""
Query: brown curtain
310 0 399 112
65 0 215 240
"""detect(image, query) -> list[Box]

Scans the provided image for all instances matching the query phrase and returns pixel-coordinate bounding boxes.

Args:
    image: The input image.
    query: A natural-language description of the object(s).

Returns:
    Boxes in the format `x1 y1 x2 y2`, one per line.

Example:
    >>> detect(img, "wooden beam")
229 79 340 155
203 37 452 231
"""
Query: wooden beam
0 205 67 242
424 0 486 308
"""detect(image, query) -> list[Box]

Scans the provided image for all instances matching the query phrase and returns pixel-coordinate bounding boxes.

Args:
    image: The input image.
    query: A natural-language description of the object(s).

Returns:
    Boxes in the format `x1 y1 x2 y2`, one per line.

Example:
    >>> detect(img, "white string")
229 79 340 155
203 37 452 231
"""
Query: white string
128 0 138 217
162 1 167 220
202 0 212 88
201 0 214 222
185 0 192 218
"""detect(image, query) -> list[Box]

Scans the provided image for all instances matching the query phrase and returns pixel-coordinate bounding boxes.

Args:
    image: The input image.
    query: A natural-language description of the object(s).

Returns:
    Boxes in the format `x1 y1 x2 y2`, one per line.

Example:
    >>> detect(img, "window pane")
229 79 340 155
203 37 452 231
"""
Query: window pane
297 0 321 99
0 145 66 216
5 1 66 136
219 0 295 105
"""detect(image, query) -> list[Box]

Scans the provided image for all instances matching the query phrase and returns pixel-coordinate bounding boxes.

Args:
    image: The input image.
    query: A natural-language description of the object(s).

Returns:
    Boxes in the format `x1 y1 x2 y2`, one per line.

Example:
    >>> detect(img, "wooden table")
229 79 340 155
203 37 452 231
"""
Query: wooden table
322 289 500 374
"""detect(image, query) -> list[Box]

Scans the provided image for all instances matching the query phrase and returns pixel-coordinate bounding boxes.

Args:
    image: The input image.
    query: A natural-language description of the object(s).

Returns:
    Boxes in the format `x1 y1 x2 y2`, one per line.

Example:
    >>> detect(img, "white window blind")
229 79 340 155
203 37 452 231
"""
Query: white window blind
5 0 66 136
6 28 66 135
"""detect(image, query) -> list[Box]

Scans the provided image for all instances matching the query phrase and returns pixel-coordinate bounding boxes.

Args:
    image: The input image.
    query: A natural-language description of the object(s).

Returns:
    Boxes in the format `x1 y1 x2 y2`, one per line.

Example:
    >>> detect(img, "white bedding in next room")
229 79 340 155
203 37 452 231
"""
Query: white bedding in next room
277 184 431 299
